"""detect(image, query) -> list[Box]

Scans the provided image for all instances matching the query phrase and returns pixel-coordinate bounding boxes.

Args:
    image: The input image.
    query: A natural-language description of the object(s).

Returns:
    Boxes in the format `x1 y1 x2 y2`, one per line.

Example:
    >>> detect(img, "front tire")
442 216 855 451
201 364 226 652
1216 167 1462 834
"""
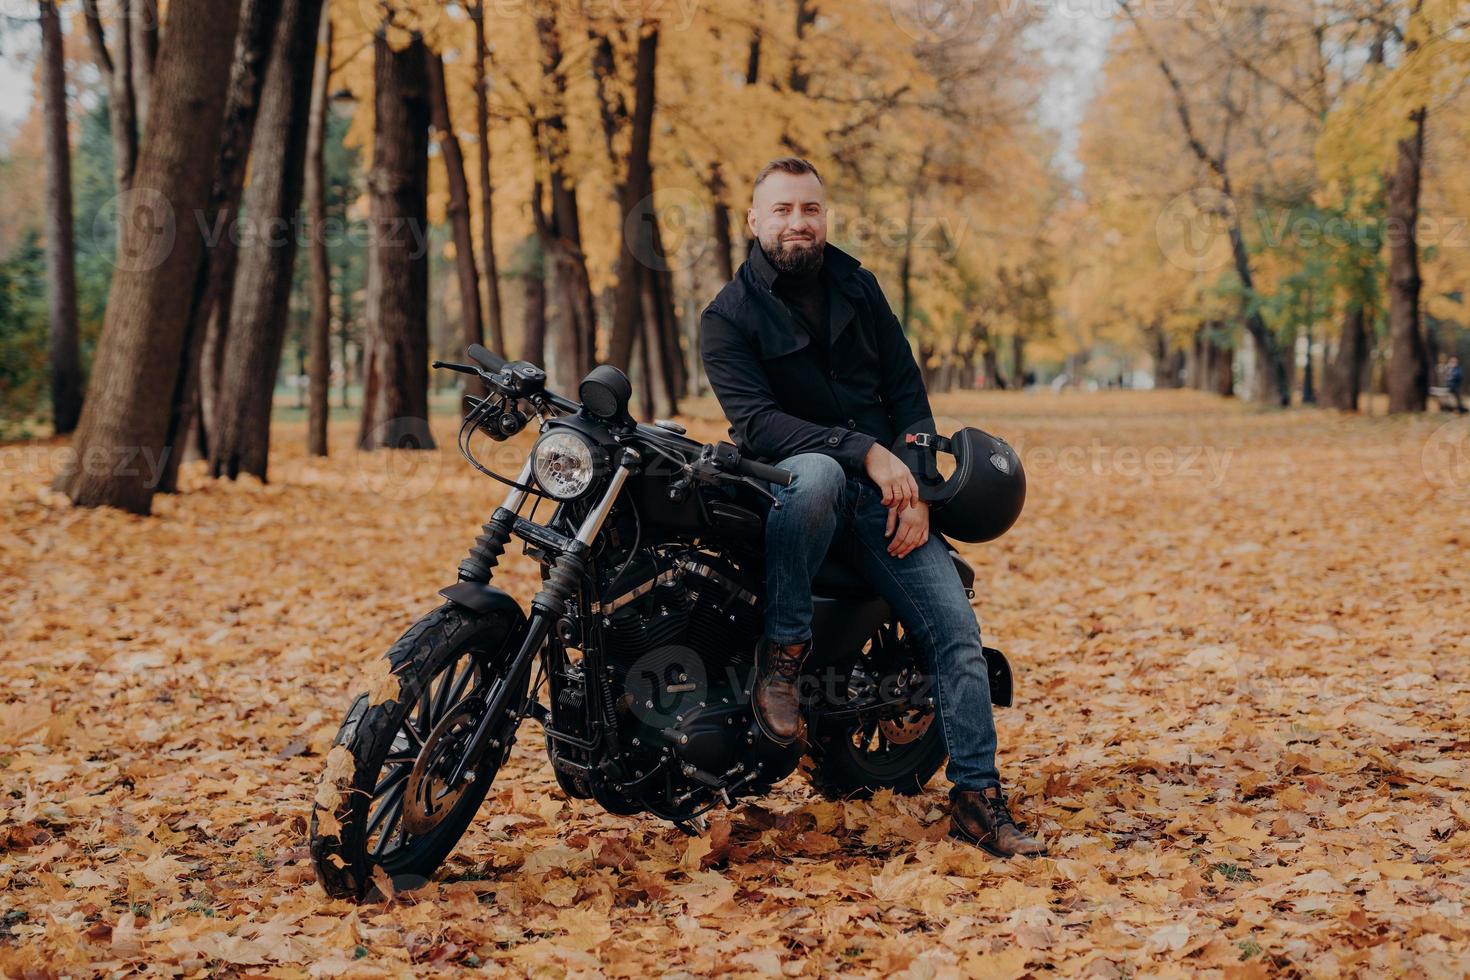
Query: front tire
309 603 526 900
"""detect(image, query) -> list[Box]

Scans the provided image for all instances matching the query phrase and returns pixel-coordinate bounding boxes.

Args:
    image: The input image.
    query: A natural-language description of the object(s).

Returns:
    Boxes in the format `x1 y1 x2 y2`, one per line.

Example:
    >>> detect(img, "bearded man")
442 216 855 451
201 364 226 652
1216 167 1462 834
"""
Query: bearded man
697 157 1045 858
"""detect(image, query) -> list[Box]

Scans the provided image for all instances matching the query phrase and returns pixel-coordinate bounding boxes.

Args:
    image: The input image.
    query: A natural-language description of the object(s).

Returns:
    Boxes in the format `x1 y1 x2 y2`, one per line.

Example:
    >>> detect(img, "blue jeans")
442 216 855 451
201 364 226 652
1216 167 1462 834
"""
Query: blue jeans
763 453 1001 791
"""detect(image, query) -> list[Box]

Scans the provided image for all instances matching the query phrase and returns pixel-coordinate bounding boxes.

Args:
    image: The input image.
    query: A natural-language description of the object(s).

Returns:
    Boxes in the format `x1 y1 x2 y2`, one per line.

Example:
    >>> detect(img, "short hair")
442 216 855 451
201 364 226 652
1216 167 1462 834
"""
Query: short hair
753 157 823 192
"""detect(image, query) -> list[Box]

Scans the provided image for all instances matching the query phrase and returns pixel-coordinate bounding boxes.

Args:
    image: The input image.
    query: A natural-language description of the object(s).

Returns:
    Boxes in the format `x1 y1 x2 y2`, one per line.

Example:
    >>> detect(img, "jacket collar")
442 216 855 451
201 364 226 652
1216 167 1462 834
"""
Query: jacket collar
749 238 863 292
743 240 864 358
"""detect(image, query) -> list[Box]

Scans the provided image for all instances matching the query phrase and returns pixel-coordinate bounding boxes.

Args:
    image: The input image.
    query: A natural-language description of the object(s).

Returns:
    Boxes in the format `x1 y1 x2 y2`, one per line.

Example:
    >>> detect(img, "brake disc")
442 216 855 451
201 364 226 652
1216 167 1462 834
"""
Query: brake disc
879 707 933 745
403 704 480 835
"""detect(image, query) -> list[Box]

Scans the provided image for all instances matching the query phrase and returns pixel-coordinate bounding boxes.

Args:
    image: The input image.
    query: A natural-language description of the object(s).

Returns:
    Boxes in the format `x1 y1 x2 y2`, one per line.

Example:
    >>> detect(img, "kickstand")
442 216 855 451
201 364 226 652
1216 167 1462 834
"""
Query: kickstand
674 814 709 836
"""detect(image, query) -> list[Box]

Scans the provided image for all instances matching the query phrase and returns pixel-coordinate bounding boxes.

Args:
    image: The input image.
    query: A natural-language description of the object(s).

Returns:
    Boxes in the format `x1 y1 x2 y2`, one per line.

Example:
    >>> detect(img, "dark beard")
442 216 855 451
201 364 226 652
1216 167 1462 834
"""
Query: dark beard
765 236 824 276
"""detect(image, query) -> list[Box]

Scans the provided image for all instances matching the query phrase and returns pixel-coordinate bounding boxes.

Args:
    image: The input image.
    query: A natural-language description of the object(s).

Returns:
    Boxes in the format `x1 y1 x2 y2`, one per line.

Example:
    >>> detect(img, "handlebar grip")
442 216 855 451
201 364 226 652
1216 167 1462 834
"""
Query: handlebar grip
467 343 507 374
736 456 794 487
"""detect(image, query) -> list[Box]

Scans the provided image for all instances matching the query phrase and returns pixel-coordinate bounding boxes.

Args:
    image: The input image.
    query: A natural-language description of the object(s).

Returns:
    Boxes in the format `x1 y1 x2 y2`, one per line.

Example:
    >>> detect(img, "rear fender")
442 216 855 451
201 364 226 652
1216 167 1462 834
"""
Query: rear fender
809 601 1016 707
983 646 1014 707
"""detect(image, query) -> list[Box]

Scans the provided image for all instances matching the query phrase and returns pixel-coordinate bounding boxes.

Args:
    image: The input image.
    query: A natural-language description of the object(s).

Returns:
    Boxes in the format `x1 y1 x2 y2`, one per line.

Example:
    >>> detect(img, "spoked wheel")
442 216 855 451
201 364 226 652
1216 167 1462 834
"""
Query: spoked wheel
310 604 528 900
804 622 947 800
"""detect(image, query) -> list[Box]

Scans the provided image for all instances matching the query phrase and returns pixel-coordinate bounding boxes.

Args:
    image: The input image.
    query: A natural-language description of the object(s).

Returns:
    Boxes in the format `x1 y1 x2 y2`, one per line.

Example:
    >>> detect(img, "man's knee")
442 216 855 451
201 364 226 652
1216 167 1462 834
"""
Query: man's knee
776 453 846 506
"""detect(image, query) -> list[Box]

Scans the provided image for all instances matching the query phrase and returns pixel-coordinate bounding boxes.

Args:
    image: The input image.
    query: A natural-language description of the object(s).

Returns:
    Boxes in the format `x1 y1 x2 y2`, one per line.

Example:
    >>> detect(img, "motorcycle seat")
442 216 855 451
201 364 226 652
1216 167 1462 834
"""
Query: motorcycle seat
811 535 976 599
812 551 877 599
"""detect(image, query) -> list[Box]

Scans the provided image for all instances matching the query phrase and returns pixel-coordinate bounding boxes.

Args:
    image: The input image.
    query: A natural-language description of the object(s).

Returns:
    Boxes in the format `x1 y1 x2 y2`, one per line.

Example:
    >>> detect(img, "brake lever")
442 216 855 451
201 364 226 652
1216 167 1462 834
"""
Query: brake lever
685 448 780 509
432 360 482 377
737 475 781 509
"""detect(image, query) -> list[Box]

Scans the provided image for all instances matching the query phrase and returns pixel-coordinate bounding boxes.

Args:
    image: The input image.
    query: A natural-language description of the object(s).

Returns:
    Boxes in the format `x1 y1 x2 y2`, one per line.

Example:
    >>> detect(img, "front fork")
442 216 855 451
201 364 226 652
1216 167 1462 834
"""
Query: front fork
445 448 641 788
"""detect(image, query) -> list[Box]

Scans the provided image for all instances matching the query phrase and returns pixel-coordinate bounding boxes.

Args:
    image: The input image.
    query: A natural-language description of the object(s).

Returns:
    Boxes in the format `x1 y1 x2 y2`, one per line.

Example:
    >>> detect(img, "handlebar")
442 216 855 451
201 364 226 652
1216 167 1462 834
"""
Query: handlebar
437 350 795 488
734 456 794 487
436 348 579 415
708 441 793 487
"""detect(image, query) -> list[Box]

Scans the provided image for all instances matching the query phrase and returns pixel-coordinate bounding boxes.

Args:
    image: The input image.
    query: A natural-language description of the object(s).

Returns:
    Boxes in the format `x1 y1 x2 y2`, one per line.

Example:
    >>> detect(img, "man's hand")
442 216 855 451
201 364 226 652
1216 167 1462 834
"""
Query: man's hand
864 443 918 512
865 442 927 558
886 498 929 558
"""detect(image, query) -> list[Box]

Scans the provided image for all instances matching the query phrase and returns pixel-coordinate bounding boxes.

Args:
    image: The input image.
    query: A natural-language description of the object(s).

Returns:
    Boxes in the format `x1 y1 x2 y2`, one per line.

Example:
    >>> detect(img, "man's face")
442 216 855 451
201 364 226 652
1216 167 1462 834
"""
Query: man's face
747 171 827 274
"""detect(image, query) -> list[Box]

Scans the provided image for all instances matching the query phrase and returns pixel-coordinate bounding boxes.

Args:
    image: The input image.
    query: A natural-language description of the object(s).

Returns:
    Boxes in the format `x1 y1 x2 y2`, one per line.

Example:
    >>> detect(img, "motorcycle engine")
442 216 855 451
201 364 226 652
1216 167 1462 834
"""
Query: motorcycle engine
596 550 798 806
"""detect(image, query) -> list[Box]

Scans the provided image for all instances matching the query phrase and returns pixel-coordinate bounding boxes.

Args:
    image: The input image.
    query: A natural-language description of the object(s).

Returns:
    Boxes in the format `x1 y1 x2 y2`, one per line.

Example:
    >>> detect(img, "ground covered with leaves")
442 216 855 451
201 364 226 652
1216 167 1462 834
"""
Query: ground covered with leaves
2 391 1468 977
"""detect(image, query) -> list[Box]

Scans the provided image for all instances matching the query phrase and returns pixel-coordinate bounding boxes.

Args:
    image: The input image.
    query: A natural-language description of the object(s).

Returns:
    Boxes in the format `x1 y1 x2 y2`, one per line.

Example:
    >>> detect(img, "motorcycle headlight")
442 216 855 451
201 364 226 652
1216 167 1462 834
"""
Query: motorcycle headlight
531 430 598 500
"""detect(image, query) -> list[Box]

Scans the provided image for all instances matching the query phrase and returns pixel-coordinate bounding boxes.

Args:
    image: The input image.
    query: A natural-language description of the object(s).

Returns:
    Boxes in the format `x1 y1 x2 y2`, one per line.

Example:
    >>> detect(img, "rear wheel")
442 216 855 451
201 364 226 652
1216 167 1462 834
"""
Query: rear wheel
804 622 947 800
309 603 528 900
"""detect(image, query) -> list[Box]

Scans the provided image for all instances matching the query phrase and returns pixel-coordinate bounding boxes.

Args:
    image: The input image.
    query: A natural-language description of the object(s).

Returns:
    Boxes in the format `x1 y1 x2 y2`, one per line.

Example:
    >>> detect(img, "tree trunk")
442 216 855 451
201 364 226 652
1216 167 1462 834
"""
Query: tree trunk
1301 322 1316 405
606 29 659 375
157 0 282 492
338 295 352 409
786 0 816 113
1234 235 1286 405
708 163 734 283
520 232 547 366
638 280 668 417
532 9 596 390
357 229 381 447
1151 326 1185 389
649 217 685 397
1324 304 1365 411
361 31 434 452
82 0 138 194
53 0 244 514
982 345 1006 390
427 52 484 396
40 0 82 434
958 349 976 390
1188 327 1203 389
471 3 506 359
1149 322 1169 389
1011 333 1024 388
1209 331 1235 397
130 0 157 132
1371 330 1389 399
635 305 656 419
641 262 679 417
917 341 937 389
1135 35 1286 405
899 199 916 332
305 7 332 457
208 0 326 480
1386 107 1428 413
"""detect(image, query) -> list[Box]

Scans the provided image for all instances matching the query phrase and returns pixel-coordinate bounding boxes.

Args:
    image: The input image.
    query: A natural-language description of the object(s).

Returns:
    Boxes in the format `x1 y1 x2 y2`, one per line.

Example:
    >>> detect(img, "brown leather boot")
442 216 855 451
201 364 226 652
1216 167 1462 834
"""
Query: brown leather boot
948 786 1047 858
752 637 810 745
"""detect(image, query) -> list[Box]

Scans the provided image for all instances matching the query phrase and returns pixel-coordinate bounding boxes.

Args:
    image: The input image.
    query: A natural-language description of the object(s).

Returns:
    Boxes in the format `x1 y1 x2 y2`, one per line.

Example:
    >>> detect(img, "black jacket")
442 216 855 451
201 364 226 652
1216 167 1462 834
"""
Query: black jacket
699 241 934 474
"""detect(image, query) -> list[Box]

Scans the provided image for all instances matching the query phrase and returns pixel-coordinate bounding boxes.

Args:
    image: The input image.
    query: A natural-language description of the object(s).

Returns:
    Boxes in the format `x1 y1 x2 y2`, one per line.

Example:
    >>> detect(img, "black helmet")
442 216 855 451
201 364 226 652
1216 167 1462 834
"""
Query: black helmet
905 427 1025 543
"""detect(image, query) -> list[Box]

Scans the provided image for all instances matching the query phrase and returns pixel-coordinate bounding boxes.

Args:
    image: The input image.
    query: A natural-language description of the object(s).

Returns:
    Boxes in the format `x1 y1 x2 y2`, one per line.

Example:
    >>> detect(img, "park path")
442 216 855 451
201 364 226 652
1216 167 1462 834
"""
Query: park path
2 391 1467 976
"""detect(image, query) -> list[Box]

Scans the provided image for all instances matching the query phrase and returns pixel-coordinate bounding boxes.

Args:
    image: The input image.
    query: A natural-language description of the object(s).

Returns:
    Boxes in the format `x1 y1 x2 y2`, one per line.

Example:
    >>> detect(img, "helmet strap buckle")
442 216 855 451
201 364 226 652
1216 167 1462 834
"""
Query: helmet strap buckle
904 432 953 482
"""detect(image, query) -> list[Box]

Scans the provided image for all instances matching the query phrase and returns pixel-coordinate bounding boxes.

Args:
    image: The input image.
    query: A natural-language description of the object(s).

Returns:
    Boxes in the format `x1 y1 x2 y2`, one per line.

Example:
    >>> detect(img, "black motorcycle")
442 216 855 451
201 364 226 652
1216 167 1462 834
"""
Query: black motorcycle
309 345 1013 900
